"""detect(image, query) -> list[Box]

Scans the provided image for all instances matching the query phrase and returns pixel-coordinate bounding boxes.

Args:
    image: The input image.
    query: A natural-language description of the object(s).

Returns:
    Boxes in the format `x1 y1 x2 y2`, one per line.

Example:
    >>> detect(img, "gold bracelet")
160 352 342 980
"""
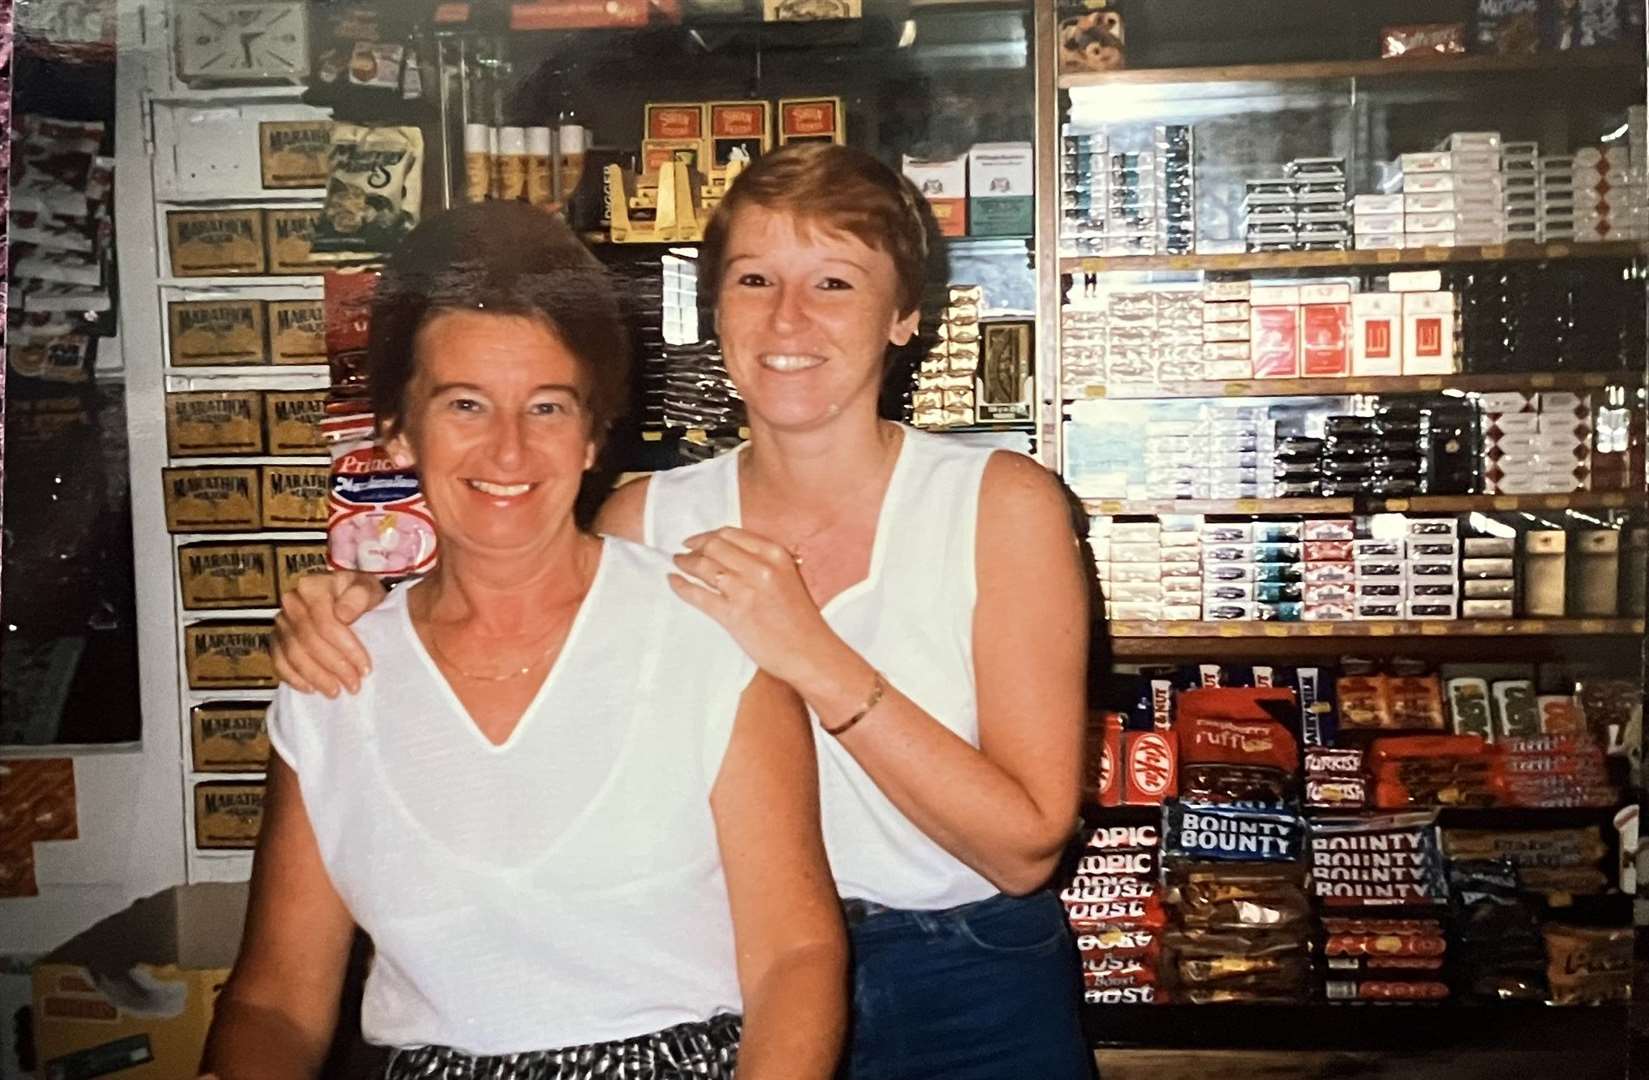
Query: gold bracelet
822 670 885 737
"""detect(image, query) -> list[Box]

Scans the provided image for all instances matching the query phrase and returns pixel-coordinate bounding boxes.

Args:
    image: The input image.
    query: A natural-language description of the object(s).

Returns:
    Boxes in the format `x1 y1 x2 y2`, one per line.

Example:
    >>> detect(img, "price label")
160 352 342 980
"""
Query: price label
1263 624 1291 637
1423 247 1450 261
1385 498 1411 511
1095 500 1124 515
1307 623 1336 636
1345 379 1374 393
1584 373 1608 387
1604 493 1627 508
1376 250 1402 264
642 430 664 442
1530 373 1556 388
1492 496 1519 510
1540 495 1566 509
1548 243 1571 258
1417 377 1443 391
1369 623 1398 636
1223 383 1254 397
1085 386 1107 398
1235 499 1261 512
1420 622 1450 635
1481 244 1507 259
1217 624 1243 637
1579 619 1606 634
1166 623 1193 637
1168 256 1195 269
1082 258 1103 273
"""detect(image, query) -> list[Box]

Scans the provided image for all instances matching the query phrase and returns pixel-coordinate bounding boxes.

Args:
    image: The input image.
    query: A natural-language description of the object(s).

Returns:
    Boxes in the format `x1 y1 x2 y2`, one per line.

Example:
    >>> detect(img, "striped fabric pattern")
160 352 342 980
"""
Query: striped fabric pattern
382 1014 742 1080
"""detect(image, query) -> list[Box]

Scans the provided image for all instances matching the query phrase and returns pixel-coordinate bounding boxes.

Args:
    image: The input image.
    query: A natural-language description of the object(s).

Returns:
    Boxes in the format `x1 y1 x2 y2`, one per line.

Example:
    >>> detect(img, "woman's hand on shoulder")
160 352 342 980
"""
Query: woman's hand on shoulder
272 571 385 697
668 527 842 687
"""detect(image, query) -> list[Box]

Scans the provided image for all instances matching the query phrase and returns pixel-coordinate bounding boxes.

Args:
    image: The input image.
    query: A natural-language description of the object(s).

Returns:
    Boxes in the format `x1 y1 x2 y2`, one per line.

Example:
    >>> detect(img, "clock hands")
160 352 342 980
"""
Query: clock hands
240 30 264 68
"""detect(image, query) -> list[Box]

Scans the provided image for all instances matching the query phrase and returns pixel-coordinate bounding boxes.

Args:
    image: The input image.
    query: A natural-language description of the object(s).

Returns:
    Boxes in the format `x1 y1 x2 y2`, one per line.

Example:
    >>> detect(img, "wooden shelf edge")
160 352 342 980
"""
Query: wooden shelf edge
1081 492 1646 515
1072 370 1638 401
1109 618 1643 640
1057 241 1647 275
1058 46 1646 89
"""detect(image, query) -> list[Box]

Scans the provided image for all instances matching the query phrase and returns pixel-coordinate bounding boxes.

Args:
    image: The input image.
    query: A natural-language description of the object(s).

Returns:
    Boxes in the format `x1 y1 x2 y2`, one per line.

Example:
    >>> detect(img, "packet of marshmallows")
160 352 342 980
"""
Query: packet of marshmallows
322 410 437 577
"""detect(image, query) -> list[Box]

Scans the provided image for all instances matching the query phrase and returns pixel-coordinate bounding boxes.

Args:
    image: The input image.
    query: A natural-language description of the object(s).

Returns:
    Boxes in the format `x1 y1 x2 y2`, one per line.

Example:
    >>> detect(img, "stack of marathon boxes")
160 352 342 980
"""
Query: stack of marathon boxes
1244 158 1350 252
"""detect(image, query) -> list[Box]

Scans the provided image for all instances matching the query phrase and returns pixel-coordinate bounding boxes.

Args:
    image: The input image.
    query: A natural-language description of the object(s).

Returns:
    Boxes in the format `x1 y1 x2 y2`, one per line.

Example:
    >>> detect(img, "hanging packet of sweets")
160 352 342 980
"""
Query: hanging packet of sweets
310 124 424 263
325 268 380 397
1307 812 1448 907
324 412 438 577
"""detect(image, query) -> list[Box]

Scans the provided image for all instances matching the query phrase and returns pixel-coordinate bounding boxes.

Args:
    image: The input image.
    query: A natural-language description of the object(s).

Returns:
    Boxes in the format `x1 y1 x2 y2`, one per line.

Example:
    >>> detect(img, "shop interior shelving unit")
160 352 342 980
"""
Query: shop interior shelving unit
1035 0 1648 1062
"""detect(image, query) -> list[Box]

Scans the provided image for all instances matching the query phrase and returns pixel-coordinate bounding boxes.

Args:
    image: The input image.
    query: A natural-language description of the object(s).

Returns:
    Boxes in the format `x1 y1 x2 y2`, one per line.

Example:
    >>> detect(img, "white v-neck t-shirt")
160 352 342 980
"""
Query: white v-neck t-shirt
644 425 1000 911
267 538 755 1055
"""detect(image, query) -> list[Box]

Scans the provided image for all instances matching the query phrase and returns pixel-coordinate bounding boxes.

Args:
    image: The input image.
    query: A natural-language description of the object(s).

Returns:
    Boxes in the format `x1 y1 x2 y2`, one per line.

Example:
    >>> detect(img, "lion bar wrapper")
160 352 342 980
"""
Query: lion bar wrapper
324 412 438 577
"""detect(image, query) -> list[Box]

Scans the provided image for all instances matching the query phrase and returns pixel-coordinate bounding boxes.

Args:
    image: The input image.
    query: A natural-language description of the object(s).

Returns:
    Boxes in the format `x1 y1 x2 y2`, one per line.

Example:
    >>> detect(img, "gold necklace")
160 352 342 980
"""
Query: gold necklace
427 623 564 682
754 423 900 568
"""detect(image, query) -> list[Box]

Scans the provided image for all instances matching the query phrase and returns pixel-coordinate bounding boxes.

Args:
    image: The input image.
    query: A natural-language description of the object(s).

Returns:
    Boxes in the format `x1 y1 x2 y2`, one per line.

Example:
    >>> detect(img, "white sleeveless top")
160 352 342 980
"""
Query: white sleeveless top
644 425 999 910
266 538 754 1054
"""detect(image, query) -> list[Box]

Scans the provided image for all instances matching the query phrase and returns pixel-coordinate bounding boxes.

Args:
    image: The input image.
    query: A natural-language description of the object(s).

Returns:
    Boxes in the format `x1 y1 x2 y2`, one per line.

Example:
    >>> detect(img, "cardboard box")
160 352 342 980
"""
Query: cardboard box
967 142 1033 237
1352 293 1402 376
1524 531 1567 617
162 467 262 533
902 155 967 237
184 621 276 690
779 97 844 146
268 299 327 365
1250 305 1300 378
177 542 278 610
708 101 771 171
1401 292 1457 374
168 299 267 367
263 390 328 455
190 702 272 772
976 320 1033 422
258 120 331 188
264 208 323 275
641 137 704 175
165 390 265 457
33 884 249 1080
167 210 265 277
261 464 330 528
194 782 267 849
1301 302 1351 376
275 542 331 596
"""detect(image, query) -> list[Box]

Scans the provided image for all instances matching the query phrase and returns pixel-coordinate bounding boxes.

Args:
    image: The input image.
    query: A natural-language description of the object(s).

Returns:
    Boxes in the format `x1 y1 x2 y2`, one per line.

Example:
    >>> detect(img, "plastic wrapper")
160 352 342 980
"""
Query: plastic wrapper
1326 979 1449 1001
1308 812 1448 906
324 269 380 397
1545 925 1632 1004
324 412 438 577
1164 803 1305 863
310 124 423 262
1180 763 1294 807
1378 22 1470 56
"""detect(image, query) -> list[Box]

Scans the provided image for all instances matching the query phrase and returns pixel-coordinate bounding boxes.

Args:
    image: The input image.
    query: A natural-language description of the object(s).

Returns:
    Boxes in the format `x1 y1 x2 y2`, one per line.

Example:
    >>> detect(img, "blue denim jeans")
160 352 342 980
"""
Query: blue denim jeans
840 891 1093 1080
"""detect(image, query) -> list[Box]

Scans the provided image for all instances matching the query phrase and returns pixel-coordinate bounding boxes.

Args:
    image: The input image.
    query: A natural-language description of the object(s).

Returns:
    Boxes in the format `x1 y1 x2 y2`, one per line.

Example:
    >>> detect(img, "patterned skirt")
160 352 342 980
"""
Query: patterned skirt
381 1014 742 1080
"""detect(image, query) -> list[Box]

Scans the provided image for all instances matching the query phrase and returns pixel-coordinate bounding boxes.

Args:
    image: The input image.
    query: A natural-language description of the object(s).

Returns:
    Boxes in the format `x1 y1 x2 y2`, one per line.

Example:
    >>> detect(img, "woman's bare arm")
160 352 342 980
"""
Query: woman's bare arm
201 759 356 1080
675 453 1086 895
711 672 846 1080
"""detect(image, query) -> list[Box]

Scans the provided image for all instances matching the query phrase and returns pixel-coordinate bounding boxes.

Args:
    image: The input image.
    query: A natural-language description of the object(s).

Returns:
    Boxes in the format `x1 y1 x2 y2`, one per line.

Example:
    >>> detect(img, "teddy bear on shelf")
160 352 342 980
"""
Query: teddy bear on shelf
1059 3 1126 73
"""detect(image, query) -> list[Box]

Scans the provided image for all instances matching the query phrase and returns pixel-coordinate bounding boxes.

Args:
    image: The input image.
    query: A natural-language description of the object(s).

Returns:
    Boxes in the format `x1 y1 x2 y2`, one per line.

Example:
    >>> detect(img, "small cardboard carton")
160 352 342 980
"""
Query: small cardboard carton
33 883 248 1080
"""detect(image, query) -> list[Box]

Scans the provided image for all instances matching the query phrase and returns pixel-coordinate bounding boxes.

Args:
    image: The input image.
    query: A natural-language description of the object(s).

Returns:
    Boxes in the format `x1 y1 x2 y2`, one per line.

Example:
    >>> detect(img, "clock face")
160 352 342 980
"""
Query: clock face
177 3 310 83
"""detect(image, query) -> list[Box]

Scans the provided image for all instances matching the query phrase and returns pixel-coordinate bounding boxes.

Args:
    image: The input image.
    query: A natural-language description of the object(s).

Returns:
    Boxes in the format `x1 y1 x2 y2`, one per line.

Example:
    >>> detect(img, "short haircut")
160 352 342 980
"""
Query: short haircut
699 143 929 317
368 201 630 440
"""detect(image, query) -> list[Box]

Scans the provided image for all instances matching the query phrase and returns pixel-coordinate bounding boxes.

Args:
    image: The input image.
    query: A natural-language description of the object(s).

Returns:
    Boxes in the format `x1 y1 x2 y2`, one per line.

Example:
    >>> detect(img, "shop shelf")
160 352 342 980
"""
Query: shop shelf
1082 492 1645 516
1058 46 1647 90
1106 619 1645 660
1057 240 1648 276
1081 1002 1627 1053
1073 370 1637 401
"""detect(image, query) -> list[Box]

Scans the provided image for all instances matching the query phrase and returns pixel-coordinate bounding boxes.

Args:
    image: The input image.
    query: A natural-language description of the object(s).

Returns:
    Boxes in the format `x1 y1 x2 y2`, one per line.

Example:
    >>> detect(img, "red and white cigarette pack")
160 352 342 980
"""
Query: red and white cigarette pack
1352 294 1403 375
1401 292 1457 374
1301 285 1351 376
1250 305 1300 378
